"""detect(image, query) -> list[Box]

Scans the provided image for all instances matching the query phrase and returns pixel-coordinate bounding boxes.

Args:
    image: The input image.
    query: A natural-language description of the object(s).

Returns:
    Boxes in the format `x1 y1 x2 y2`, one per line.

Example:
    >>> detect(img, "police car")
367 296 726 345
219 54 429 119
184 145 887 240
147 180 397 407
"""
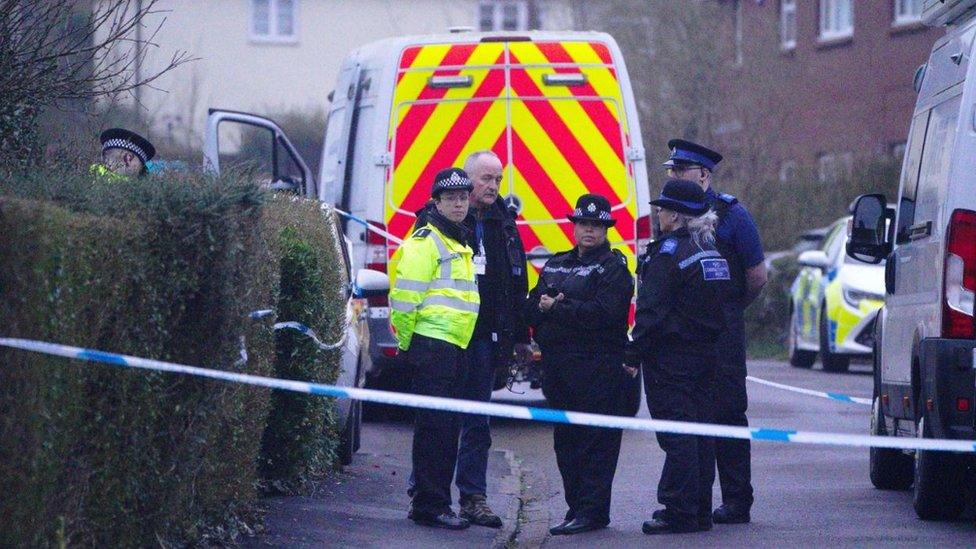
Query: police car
787 216 885 372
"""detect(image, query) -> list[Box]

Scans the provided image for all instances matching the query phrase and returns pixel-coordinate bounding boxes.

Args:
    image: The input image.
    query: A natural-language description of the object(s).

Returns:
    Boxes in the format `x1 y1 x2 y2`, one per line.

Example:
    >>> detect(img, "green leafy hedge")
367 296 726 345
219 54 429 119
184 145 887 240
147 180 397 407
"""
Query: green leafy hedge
0 170 345 545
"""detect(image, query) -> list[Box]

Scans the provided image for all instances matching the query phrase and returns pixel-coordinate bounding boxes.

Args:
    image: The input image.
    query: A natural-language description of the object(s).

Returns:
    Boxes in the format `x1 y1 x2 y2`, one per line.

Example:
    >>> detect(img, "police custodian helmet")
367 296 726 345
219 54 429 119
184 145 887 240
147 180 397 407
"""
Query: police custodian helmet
431 167 473 198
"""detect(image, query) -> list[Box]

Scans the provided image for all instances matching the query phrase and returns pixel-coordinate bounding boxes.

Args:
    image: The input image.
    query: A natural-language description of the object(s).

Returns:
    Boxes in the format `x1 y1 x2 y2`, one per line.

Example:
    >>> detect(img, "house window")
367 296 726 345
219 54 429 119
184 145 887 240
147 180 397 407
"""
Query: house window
817 152 854 183
478 0 529 31
779 160 798 182
251 0 297 43
819 0 853 40
894 0 922 26
781 0 797 50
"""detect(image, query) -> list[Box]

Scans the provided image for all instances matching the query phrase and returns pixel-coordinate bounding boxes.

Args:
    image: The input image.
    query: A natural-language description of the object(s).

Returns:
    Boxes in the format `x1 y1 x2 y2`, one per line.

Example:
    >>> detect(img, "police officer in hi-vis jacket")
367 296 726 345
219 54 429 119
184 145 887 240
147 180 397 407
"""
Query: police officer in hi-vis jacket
389 167 480 530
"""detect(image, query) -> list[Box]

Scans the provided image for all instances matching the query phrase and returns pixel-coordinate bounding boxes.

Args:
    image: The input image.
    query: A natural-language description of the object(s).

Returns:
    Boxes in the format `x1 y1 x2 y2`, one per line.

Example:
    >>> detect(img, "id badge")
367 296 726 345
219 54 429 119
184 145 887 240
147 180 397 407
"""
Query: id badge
473 254 486 275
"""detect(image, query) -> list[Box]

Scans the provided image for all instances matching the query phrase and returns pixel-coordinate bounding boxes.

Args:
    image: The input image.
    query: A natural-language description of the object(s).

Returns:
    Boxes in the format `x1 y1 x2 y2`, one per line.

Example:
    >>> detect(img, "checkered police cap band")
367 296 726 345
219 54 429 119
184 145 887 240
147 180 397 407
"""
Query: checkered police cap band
102 139 148 164
571 207 612 220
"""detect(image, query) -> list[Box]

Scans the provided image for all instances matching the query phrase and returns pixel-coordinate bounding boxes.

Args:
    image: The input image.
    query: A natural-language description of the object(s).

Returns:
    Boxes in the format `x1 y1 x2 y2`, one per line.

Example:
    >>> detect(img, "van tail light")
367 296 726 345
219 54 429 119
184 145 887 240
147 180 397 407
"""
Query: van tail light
942 209 976 339
636 214 652 255
365 220 389 307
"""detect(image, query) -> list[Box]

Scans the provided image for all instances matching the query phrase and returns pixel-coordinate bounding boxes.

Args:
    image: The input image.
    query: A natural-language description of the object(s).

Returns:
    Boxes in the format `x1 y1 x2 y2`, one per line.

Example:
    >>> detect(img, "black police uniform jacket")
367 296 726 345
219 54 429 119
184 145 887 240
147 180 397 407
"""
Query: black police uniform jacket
524 241 633 358
416 199 529 367
630 227 731 359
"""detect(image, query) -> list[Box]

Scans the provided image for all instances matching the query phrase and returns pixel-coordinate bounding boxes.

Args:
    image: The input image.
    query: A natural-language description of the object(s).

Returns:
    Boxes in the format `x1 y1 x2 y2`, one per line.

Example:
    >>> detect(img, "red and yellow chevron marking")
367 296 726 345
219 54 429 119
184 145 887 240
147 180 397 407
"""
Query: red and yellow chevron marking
387 40 637 288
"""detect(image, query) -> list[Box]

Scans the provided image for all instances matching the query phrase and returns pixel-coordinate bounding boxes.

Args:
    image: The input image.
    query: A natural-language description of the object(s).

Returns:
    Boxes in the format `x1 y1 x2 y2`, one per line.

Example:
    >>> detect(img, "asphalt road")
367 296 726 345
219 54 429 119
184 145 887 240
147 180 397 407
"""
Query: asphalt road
257 359 976 547
491 358 976 546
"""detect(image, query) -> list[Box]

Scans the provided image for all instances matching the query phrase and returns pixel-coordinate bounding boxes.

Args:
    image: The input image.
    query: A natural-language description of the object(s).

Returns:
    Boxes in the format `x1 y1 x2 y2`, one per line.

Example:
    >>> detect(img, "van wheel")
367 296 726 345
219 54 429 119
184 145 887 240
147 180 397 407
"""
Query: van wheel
339 399 361 466
869 397 912 490
819 303 850 372
788 305 816 368
912 416 963 520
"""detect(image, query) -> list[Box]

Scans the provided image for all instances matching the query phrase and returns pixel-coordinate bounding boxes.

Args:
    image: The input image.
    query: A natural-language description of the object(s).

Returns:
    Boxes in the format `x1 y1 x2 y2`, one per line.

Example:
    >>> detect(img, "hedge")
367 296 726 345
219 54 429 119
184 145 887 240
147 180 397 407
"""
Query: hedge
0 170 346 545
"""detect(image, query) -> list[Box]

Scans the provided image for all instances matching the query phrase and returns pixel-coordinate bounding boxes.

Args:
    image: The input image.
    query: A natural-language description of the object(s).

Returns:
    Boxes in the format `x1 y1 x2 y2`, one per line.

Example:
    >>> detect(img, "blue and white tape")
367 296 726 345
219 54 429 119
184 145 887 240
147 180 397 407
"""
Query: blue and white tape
273 321 346 351
2 337 974 453
747 376 872 406
248 310 347 351
333 207 404 245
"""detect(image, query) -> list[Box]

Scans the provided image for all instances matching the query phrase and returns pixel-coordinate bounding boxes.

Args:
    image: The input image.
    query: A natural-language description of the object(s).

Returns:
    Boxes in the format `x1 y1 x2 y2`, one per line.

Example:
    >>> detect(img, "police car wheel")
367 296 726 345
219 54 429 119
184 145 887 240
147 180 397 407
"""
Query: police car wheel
818 302 850 373
788 305 816 369
869 396 913 490
912 415 964 520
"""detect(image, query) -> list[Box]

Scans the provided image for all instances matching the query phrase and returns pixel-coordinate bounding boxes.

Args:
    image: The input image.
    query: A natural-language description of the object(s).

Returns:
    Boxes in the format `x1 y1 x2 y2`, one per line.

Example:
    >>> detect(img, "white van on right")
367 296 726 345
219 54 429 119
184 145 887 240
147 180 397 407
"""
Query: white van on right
847 0 976 521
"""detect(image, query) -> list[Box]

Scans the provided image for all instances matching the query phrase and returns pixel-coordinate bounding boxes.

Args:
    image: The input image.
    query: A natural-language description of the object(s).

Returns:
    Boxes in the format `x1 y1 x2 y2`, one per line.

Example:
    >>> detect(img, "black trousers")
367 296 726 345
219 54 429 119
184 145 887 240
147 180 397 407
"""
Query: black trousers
644 350 716 528
408 334 467 516
543 353 625 525
714 308 754 509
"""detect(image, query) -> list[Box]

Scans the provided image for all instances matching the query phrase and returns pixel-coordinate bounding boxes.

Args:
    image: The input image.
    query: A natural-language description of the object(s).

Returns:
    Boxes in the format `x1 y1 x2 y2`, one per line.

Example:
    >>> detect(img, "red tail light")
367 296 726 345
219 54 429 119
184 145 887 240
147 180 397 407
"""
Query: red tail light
366 220 389 307
636 214 652 255
942 209 976 339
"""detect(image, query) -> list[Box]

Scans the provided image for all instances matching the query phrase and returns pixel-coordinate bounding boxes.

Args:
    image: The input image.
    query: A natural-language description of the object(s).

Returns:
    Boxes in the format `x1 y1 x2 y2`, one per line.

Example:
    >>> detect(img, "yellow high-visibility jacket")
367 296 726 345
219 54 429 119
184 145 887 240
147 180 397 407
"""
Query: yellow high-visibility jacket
389 223 479 351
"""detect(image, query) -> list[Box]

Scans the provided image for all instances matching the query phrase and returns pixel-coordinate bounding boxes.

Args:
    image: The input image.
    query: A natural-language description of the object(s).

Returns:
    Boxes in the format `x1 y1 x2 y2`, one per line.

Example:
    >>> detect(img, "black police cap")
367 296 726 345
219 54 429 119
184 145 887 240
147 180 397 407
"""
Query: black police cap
663 138 723 171
431 167 473 198
567 193 616 227
100 128 156 164
650 179 710 216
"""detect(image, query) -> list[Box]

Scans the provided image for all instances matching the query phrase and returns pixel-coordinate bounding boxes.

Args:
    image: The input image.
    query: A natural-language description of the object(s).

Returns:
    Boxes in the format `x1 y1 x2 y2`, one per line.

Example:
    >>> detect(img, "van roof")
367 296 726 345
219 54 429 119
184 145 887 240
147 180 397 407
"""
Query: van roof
350 30 620 63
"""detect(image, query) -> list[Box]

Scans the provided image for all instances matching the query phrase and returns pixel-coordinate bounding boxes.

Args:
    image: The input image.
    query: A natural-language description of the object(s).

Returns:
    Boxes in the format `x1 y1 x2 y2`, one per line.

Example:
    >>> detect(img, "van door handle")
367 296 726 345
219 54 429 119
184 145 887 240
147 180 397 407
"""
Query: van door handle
907 221 932 240
884 251 896 295
950 52 964 65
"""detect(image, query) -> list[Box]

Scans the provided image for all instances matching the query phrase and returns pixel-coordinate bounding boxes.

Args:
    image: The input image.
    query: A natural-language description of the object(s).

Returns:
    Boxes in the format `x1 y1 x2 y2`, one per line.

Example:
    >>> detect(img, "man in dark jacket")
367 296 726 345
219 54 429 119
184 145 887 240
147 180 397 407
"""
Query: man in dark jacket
414 150 531 527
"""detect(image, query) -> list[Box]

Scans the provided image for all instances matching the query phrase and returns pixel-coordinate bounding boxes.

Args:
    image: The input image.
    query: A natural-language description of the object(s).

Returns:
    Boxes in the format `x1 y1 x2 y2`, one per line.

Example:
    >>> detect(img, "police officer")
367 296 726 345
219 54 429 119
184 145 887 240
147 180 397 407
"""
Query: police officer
630 178 731 535
390 167 480 530
410 151 530 528
663 139 767 524
525 194 633 536
91 128 156 178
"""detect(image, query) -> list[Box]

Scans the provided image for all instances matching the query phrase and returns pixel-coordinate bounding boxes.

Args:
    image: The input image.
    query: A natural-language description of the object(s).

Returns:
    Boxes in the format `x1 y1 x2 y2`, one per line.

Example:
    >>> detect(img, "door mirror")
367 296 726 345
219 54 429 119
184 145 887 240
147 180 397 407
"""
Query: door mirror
354 269 389 298
846 194 890 264
798 250 830 270
203 109 317 198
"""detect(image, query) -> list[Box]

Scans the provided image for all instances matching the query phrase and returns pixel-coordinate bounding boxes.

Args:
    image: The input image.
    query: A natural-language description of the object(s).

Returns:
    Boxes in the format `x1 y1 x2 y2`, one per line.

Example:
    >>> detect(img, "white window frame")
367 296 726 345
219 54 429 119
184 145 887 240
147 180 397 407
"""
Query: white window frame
819 0 853 41
893 0 922 26
250 0 298 44
781 0 797 50
477 0 529 32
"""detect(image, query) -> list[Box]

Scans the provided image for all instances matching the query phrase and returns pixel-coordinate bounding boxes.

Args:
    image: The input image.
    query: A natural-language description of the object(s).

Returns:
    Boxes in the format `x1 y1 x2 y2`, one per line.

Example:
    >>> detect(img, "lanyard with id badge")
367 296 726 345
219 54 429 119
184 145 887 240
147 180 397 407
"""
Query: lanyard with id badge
473 219 487 275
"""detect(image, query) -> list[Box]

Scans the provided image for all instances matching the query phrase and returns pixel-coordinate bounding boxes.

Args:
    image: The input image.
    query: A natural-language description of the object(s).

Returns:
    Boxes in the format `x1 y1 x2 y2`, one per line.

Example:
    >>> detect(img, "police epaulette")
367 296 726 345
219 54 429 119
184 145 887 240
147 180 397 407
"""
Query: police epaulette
411 227 431 239
659 238 677 255
717 192 738 205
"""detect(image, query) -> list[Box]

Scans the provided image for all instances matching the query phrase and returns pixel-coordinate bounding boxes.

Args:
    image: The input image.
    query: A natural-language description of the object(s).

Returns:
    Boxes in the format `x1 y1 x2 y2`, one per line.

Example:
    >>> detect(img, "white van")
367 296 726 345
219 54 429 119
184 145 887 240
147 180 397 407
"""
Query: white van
847 0 976 520
317 30 651 388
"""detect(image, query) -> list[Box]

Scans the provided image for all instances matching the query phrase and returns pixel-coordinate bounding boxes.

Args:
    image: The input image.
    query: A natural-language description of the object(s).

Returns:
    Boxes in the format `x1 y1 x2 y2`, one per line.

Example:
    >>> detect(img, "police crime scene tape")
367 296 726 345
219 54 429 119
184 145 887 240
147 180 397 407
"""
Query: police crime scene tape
2 337 974 453
746 376 872 406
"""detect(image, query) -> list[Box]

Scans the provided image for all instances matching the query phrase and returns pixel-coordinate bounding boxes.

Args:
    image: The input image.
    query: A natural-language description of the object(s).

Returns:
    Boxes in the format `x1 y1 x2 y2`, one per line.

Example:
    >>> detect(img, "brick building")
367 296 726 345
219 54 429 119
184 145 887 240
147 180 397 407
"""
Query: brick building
713 0 943 183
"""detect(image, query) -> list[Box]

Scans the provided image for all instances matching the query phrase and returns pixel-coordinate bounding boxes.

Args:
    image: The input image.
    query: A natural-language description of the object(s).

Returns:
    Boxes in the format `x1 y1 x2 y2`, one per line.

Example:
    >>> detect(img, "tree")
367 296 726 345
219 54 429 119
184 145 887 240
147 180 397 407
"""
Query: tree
0 0 192 169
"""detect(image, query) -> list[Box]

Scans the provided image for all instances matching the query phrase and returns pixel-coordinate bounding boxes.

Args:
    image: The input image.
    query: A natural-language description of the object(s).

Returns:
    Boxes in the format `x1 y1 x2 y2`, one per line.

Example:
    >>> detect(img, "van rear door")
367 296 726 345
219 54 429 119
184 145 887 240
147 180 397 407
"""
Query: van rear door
386 42 507 241
507 40 637 278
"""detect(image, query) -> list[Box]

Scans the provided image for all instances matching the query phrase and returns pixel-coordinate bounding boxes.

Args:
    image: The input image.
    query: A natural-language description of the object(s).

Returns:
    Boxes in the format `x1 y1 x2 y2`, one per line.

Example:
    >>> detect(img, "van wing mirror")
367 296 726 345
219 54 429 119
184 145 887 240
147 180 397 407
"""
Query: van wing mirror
846 193 891 264
354 269 389 299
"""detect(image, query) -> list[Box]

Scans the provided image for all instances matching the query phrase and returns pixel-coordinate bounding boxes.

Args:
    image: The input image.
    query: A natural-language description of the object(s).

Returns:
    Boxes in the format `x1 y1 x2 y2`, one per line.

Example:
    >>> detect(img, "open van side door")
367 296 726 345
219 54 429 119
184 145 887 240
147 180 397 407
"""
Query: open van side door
203 108 317 199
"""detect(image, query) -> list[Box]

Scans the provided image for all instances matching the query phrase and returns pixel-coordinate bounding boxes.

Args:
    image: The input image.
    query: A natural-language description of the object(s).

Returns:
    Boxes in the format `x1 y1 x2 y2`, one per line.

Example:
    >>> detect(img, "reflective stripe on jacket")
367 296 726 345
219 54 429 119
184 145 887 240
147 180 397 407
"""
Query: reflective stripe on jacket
390 223 480 351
